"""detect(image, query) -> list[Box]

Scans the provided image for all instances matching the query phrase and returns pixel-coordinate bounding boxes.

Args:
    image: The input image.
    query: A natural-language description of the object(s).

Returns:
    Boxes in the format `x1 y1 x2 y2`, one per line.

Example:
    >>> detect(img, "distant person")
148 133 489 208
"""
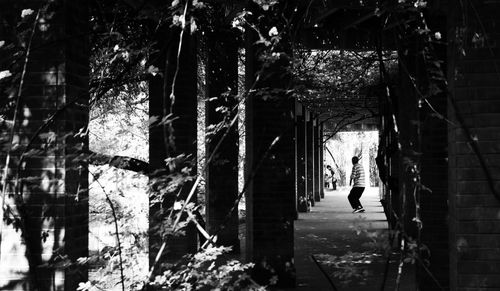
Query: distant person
326 165 337 190
349 156 365 213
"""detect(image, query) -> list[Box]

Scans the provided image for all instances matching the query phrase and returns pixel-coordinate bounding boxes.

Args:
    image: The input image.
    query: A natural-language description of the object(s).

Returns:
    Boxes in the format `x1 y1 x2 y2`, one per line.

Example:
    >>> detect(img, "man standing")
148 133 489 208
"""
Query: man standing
349 156 365 213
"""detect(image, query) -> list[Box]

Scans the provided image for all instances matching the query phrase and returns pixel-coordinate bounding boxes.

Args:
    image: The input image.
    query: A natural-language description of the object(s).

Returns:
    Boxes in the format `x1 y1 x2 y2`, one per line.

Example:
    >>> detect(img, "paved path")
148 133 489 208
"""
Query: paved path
291 187 415 291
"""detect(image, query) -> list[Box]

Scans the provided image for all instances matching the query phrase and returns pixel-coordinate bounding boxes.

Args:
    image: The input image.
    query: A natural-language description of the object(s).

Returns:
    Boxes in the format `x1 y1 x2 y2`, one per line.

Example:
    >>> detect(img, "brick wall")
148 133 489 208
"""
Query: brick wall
448 1 500 289
0 1 89 289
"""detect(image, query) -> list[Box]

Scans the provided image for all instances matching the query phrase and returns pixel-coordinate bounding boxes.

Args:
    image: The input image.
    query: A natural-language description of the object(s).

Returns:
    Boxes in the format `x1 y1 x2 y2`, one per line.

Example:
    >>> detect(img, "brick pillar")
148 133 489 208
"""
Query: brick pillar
304 110 309 210
296 103 307 212
396 30 423 290
448 1 500 289
205 26 239 252
0 1 89 290
378 91 400 229
245 9 295 285
396 7 450 288
148 26 168 266
414 9 450 290
319 123 325 198
149 22 198 264
306 111 315 206
313 117 320 202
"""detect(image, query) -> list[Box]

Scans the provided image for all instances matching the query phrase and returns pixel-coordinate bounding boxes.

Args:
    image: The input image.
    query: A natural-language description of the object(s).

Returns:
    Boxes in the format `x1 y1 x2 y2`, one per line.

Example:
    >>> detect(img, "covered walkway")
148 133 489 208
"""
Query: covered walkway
291 187 415 290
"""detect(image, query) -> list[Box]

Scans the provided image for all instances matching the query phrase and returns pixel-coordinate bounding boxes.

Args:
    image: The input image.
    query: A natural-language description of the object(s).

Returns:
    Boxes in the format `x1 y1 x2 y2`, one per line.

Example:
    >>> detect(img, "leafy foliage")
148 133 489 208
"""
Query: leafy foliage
149 246 266 291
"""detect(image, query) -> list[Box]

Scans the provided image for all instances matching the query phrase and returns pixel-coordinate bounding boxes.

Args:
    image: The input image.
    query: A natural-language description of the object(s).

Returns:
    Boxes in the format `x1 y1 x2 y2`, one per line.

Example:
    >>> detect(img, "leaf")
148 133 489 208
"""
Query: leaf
21 9 34 18
147 65 159 76
148 115 159 126
77 282 92 291
0 70 12 80
38 131 57 143
190 19 197 33
268 26 278 37
428 83 442 96
420 183 432 193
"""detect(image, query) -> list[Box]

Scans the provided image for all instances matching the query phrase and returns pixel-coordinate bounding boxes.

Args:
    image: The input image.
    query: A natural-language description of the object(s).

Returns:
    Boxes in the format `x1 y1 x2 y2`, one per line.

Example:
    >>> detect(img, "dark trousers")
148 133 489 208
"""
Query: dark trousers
348 187 365 209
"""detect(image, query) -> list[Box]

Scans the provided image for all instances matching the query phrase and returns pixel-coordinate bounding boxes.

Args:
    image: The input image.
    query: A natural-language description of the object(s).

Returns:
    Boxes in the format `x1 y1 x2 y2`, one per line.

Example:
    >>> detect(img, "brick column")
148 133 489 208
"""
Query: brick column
303 110 310 210
396 7 450 288
149 22 198 264
0 1 89 289
306 110 315 206
205 26 239 252
296 103 307 212
245 6 295 285
396 31 423 290
378 92 400 229
148 26 168 266
319 123 325 198
414 9 450 290
448 1 500 289
313 117 320 202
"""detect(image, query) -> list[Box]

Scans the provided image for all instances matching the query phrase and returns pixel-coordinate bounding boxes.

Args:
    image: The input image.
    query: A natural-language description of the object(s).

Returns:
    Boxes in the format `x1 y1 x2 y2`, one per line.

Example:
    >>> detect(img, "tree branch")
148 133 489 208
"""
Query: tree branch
86 150 149 174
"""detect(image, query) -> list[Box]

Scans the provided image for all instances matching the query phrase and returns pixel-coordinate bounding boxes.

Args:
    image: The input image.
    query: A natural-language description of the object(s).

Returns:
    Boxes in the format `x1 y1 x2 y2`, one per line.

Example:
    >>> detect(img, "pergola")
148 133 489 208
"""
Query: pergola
2 1 500 290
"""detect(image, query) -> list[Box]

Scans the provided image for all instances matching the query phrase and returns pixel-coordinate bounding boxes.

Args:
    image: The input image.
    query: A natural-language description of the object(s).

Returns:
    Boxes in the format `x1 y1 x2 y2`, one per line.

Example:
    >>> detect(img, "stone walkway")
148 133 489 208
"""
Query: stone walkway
290 187 415 291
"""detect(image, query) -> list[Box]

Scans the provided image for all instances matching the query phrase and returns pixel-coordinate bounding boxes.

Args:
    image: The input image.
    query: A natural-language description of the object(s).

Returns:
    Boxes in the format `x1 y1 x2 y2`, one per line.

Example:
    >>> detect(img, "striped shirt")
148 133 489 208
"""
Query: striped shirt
350 163 365 187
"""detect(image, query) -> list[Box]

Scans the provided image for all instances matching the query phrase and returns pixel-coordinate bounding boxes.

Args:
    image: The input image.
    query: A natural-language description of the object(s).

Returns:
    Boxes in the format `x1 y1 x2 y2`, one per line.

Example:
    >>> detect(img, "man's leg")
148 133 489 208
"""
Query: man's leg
348 188 357 209
354 187 365 209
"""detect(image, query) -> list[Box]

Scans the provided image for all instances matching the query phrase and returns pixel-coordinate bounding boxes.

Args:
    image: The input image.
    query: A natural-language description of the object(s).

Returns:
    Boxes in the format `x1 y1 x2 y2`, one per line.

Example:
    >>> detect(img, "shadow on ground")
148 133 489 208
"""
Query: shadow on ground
291 187 415 291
